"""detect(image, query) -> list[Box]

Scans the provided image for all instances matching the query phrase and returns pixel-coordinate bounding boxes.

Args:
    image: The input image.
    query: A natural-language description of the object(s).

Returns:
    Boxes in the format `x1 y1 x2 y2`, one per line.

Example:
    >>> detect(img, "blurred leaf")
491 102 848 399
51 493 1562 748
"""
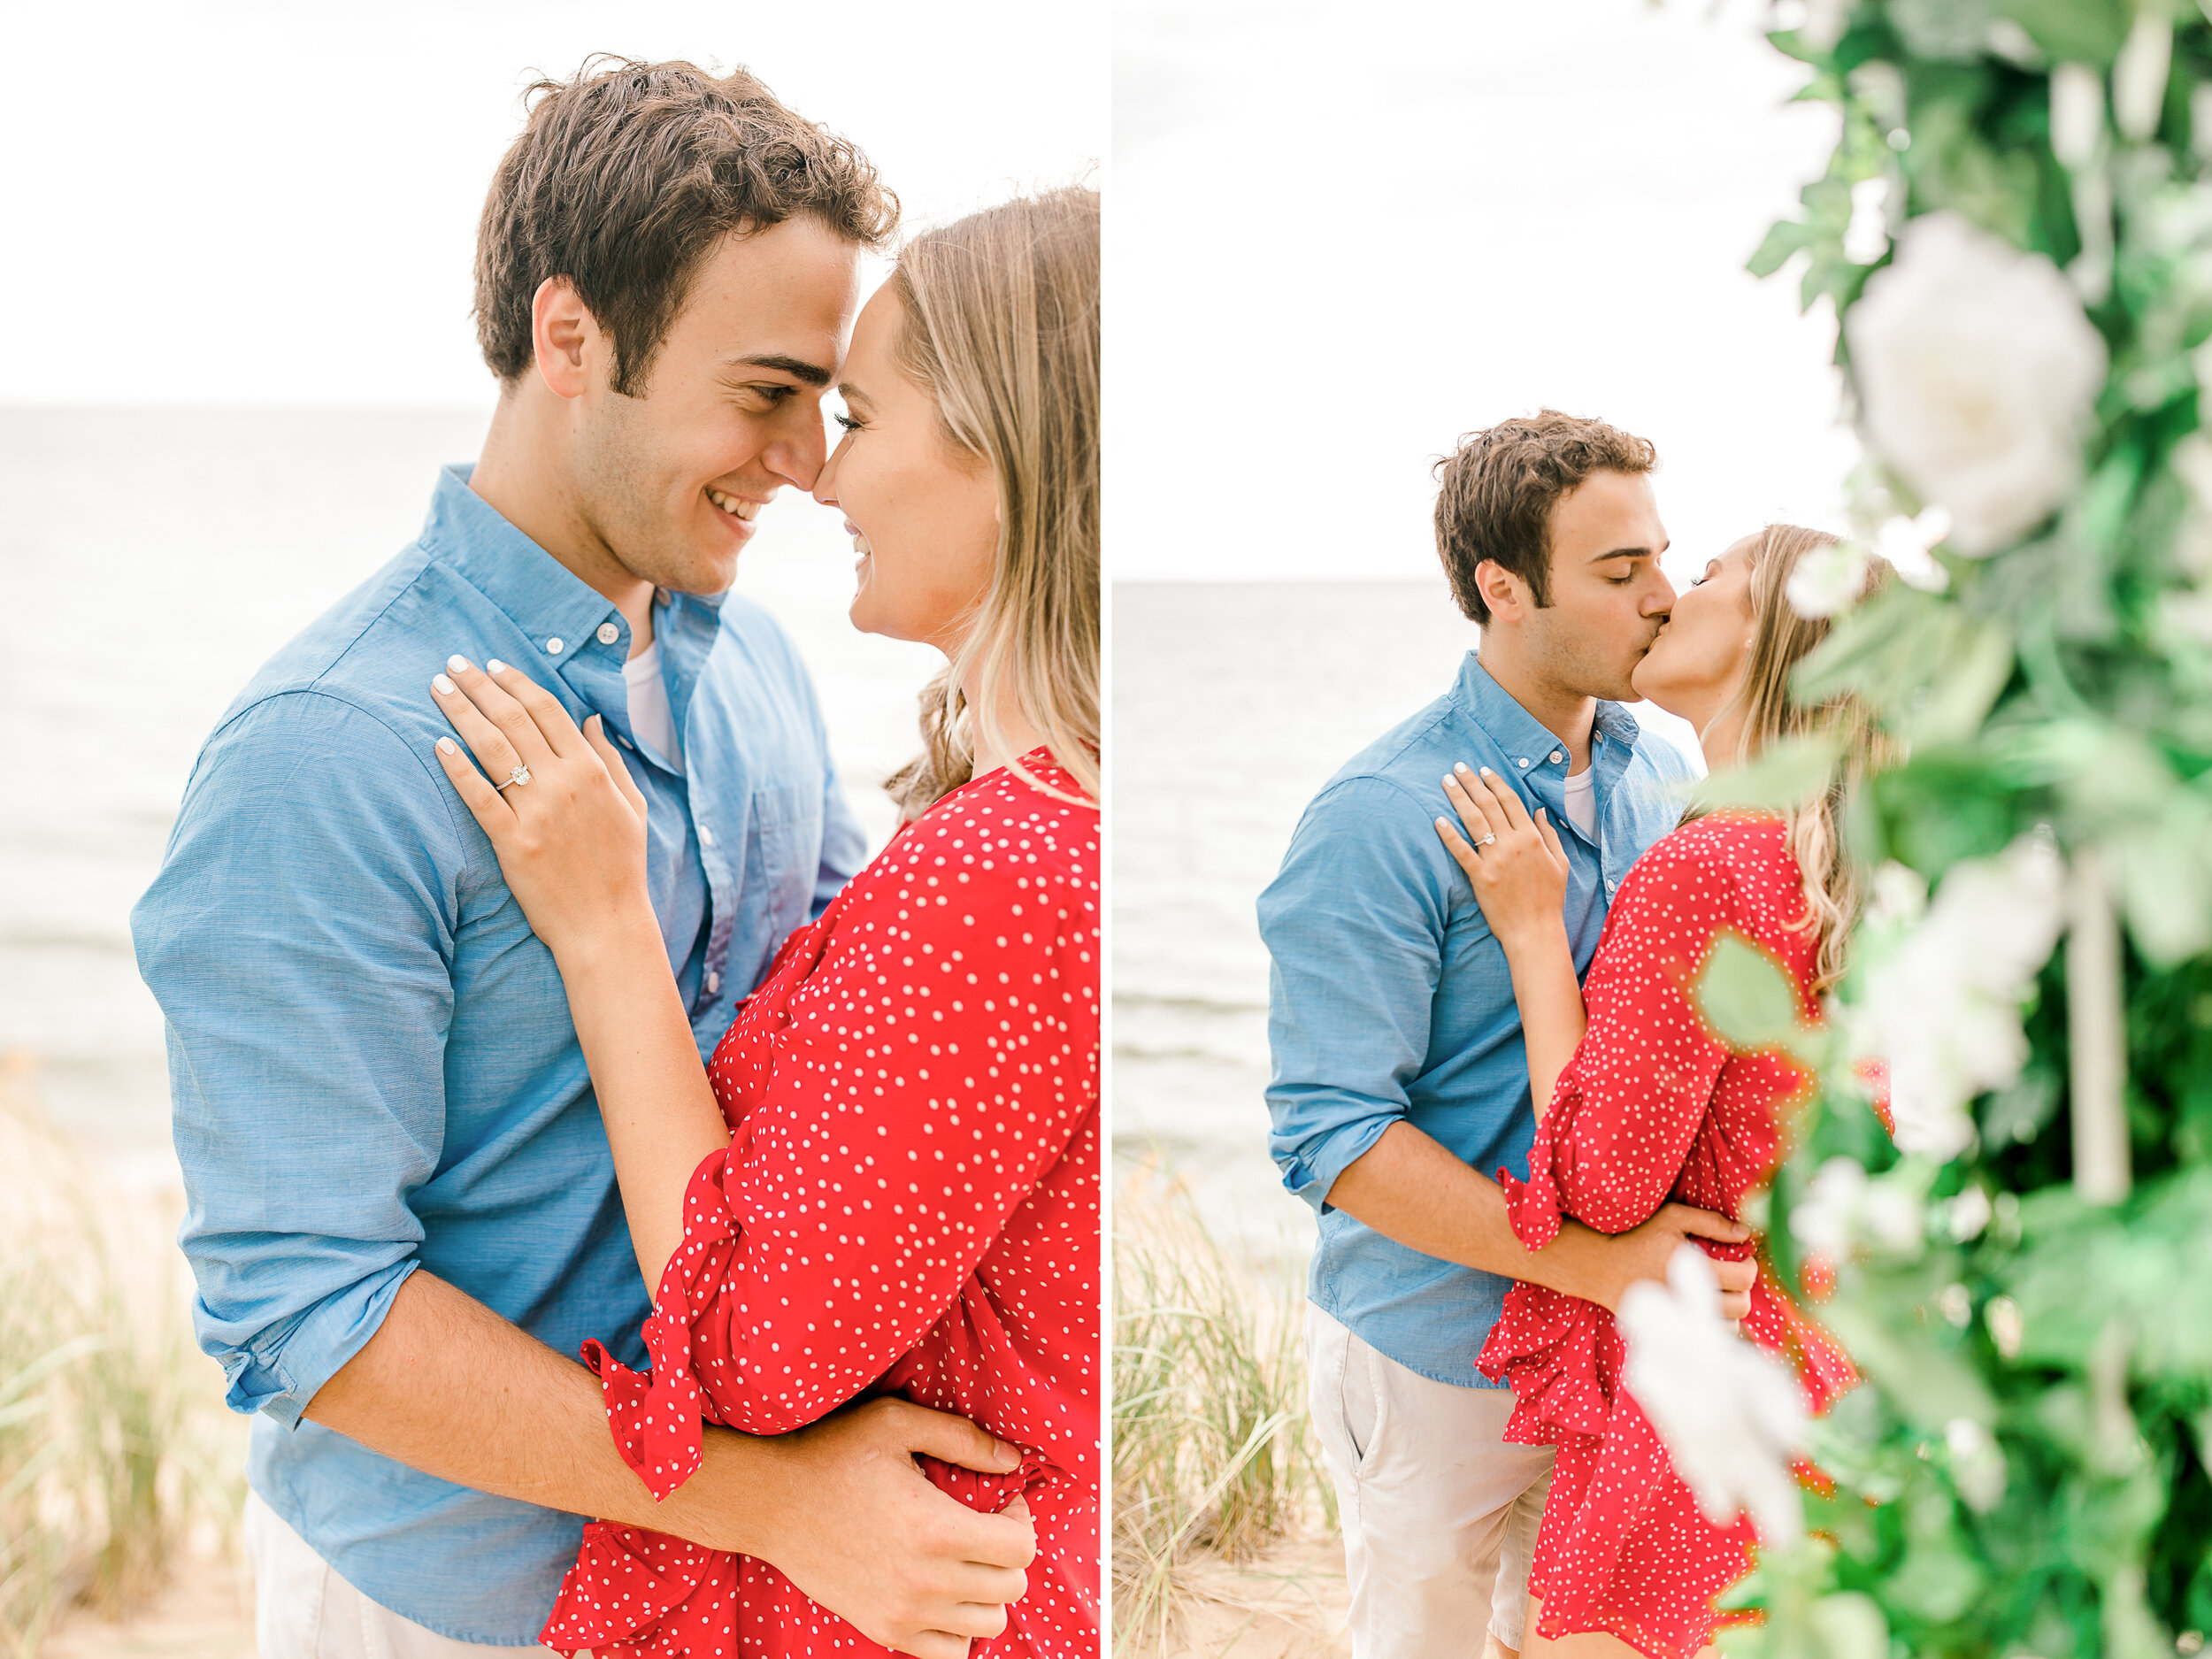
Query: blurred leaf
1899 618 2018 746
2102 1563 2175 1659
1691 734 1846 814
1891 0 2003 61
1820 1276 1999 1433
1982 1064 2062 1147
1796 585 1946 709
1696 932 1822 1067
1904 88 2045 247
1751 219 1816 280
2110 798 2212 966
1994 0 2130 64
1810 1590 1890 1659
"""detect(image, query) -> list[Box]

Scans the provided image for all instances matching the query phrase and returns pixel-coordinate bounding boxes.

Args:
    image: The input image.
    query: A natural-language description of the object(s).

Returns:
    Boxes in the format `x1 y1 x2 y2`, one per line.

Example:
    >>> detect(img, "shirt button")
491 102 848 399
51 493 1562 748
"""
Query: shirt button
1517 757 1531 768
615 733 633 749
545 636 565 656
1549 749 1564 764
698 825 715 849
706 971 721 995
596 622 620 646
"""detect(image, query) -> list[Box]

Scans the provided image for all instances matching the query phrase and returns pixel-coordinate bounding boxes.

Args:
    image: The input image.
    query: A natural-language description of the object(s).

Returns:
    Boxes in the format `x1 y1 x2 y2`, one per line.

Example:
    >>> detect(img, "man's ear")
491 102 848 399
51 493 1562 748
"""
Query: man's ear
530 277 598 401
1474 557 1528 626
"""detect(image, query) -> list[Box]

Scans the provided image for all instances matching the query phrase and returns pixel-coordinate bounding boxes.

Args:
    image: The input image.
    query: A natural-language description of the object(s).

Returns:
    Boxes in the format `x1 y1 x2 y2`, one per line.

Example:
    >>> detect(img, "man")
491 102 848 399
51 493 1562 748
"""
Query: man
1258 412 1758 1659
134 61 1031 1656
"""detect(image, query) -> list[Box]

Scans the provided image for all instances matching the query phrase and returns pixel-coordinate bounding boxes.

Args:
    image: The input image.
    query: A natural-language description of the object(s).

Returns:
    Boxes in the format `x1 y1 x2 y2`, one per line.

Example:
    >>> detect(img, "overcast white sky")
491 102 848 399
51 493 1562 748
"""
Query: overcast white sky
4 0 1104 408
1112 0 1862 582
7 2 1851 588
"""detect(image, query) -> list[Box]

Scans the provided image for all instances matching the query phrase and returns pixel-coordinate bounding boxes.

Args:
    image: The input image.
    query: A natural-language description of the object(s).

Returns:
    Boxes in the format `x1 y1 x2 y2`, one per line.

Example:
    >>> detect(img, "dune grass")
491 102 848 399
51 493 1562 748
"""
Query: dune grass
1112 1169 1337 1655
0 1054 245 1658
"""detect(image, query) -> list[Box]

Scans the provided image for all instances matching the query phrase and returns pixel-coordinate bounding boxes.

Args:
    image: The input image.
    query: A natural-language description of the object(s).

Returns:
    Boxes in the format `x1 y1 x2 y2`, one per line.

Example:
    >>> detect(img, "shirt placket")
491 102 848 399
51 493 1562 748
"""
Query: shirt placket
1593 715 1640 899
658 594 737 1010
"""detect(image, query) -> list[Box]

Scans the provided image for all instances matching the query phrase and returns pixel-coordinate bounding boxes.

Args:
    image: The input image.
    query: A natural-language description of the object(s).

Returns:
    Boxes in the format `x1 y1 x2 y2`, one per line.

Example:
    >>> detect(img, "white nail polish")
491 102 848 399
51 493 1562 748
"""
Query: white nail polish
433 673 456 695
447 655 469 674
487 658 507 674
436 738 456 755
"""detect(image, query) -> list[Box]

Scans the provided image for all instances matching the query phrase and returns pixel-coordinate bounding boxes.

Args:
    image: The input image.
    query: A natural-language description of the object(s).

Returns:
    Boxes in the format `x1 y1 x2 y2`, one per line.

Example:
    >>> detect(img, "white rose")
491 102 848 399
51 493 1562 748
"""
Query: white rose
1855 834 2068 1157
1847 213 2108 556
1619 1246 1809 1543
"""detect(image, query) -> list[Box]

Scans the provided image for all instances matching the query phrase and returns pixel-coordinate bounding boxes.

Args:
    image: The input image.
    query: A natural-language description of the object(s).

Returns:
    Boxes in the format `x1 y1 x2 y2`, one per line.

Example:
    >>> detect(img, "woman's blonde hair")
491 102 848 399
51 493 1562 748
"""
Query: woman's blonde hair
879 184 1100 816
1701 525 1894 996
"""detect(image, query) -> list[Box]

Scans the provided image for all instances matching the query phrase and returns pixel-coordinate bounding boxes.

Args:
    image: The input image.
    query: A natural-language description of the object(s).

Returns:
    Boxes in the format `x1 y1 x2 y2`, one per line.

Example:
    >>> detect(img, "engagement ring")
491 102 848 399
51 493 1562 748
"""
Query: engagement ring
496 764 532 791
1476 833 1496 847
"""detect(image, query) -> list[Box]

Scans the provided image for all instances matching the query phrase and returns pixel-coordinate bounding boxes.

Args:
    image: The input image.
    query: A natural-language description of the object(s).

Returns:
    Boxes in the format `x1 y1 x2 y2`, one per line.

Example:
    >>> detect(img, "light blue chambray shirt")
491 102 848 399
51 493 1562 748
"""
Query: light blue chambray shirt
1258 652 1696 1387
131 465 864 1644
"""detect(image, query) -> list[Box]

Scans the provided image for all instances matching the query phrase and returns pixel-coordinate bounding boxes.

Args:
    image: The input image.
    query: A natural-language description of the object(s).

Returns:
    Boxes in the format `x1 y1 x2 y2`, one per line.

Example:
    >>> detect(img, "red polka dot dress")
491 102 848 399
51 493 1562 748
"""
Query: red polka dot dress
540 752 1100 1659
1476 815 1860 1659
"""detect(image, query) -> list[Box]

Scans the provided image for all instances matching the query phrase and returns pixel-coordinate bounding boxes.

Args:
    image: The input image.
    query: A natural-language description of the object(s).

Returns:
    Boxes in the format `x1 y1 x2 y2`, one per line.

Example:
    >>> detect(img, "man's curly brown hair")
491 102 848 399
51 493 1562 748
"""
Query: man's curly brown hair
1432 411 1657 626
474 57 898 397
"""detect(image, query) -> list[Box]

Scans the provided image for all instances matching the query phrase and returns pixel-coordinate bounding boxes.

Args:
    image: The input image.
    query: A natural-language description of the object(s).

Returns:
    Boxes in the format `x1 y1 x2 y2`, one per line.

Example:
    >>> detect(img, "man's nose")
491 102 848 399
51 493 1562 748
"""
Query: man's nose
766 407 831 494
1644 567 1677 617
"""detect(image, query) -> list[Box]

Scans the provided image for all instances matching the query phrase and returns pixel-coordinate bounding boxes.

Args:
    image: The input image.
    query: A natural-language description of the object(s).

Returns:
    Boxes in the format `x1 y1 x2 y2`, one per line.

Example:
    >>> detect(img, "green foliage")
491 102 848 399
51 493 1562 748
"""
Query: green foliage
1739 4 2212 1651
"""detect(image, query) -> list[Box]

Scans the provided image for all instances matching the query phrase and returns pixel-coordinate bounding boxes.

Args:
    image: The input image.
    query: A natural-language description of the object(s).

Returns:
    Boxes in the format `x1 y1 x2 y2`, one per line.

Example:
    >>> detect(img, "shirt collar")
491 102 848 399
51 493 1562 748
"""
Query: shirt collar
418 464 630 666
1451 650 1641 765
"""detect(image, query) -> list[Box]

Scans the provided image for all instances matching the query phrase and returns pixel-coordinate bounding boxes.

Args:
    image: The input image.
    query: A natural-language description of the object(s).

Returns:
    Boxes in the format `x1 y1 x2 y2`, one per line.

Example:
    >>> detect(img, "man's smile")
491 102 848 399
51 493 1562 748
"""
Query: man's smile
705 487 764 522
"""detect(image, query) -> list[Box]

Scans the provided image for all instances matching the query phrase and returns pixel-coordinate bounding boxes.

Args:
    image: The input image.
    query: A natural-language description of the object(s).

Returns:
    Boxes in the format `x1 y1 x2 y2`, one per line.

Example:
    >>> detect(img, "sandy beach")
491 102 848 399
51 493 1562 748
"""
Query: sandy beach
0 1050 250 1657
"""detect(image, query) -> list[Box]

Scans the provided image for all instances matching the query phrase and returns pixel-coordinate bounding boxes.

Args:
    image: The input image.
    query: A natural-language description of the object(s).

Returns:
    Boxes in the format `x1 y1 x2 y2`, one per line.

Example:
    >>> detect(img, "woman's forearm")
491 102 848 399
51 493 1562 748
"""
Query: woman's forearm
552 917 732 1290
1501 926 1587 1119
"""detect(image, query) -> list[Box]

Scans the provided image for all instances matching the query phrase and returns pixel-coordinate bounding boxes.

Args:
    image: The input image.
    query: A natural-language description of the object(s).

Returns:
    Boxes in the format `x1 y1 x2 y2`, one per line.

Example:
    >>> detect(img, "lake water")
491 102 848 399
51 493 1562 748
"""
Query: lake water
1111 581 1486 1261
0 408 940 1156
1109 581 1700 1263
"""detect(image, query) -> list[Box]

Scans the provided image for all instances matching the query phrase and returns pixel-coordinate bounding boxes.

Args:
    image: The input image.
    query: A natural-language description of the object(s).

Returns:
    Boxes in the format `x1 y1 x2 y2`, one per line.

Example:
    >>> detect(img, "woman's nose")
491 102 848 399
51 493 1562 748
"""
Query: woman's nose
811 442 842 509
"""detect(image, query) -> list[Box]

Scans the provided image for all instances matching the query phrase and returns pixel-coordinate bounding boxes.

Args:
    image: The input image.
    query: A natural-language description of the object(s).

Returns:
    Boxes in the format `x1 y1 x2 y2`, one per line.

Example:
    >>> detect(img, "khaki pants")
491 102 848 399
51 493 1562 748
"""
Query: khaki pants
243 1491 564 1658
1306 1303 1555 1658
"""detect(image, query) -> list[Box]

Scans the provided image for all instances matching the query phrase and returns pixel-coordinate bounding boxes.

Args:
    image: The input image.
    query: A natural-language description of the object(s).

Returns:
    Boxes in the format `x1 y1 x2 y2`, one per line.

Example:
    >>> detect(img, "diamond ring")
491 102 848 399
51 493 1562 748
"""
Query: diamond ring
1476 833 1496 847
495 764 532 791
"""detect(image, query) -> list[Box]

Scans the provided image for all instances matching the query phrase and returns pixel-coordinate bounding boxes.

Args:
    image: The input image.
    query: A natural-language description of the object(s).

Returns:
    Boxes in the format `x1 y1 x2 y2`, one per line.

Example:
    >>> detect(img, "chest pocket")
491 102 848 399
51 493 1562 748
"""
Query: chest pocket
744 780 825 951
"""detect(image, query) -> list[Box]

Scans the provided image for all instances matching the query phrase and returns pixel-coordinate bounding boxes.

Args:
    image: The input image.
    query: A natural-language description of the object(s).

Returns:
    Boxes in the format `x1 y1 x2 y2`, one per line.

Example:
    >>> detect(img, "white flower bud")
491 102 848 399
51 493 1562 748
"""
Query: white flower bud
2050 64 2107 167
2113 14 2173 142
1985 1294 2024 1359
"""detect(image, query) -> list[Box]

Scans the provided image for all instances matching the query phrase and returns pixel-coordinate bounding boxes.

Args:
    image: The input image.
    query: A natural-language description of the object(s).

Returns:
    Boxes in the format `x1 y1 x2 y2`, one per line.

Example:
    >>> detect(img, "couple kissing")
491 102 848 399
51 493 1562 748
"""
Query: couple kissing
1265 411 1884 1659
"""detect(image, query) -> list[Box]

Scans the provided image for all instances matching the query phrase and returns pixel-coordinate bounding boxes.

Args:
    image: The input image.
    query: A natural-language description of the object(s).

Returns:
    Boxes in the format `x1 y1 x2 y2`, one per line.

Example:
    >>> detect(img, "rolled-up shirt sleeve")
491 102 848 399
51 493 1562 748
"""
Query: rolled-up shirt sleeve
1258 774 1460 1211
132 691 471 1427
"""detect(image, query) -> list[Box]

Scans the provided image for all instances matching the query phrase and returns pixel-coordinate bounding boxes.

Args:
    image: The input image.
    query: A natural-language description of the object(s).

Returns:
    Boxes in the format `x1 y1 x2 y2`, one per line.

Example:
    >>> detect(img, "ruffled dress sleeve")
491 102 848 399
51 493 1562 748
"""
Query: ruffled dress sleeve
599 809 1094 1482
1469 827 1796 1442
1497 830 1753 1249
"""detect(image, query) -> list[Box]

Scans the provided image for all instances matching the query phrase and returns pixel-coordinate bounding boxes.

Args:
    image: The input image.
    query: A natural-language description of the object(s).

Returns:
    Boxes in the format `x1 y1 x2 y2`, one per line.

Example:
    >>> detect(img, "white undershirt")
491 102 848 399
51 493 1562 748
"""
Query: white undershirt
1563 764 1597 841
623 640 681 771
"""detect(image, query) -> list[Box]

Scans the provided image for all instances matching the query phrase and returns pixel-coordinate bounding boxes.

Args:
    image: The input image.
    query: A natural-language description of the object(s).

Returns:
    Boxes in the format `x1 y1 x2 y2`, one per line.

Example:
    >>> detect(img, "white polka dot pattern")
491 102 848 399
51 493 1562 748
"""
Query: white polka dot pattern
540 753 1101 1659
1475 816 1864 1659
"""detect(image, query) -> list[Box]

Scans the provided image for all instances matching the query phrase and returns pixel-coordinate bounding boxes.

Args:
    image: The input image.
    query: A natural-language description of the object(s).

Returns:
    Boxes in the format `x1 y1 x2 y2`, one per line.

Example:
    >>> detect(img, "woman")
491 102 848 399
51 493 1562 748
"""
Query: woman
1432 525 1886 1659
428 186 1099 1658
